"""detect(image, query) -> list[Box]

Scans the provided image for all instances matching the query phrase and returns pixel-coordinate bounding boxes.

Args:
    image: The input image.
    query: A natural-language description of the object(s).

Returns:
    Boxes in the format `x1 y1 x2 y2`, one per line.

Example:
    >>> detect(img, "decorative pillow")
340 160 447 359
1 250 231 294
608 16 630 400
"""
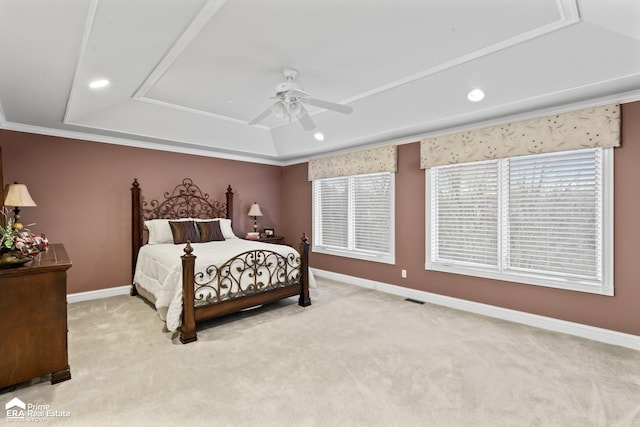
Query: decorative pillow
145 218 192 244
196 221 225 242
169 220 199 244
193 218 237 239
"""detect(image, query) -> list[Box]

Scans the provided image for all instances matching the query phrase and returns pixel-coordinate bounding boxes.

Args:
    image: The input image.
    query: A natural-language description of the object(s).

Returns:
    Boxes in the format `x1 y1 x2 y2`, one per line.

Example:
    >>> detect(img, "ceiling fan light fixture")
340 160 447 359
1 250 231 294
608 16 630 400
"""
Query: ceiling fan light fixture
287 101 302 117
271 101 289 121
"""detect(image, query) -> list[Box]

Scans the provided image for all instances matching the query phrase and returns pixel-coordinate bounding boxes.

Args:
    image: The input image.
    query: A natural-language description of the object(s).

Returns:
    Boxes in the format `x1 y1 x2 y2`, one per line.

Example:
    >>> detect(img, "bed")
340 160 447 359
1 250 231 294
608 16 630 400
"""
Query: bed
130 178 311 343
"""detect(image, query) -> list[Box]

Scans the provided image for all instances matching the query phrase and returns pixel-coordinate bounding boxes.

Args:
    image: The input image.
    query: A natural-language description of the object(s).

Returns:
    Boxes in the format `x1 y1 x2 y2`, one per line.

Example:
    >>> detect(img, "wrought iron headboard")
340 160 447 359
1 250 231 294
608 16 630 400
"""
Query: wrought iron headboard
130 178 234 282
142 178 229 220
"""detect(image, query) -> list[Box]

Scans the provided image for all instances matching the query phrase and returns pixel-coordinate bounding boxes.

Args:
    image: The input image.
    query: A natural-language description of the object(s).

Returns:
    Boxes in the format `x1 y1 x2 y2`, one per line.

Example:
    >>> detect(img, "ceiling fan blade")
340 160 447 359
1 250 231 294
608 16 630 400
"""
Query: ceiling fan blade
298 107 316 131
304 97 353 114
289 88 309 97
247 102 278 125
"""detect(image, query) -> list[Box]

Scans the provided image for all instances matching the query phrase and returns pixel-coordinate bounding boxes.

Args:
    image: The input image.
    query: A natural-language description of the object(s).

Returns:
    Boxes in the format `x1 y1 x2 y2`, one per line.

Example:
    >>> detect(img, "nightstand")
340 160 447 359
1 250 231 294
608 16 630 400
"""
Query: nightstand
244 236 285 245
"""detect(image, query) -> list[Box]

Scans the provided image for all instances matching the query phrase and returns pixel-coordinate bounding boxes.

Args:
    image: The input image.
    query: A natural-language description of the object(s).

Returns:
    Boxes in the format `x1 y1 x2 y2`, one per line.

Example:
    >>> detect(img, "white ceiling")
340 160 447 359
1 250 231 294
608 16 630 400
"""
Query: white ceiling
0 0 639 164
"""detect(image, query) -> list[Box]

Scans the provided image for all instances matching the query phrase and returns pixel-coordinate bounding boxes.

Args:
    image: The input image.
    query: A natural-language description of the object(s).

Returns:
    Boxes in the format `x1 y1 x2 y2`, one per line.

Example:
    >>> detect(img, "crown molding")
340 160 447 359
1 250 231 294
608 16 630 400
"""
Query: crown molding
0 119 283 165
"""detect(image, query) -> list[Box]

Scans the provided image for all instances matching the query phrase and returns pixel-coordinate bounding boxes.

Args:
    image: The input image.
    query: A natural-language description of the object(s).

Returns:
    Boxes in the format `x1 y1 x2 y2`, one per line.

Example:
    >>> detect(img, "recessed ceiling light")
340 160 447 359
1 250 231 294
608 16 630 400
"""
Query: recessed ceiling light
89 79 110 89
314 132 325 141
467 88 485 102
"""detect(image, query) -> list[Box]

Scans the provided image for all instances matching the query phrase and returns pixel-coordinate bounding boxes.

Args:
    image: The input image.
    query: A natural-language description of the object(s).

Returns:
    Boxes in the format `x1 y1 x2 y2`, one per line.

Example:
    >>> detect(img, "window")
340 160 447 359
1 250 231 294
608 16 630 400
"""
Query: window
426 148 613 295
313 172 395 264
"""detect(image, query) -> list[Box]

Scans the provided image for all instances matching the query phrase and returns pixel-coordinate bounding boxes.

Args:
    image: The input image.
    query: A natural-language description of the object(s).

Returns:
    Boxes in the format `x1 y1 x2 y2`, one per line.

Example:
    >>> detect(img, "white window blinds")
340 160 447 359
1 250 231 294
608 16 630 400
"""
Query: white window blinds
505 149 601 280
427 147 613 295
353 173 392 255
431 161 499 268
313 172 395 264
316 178 349 249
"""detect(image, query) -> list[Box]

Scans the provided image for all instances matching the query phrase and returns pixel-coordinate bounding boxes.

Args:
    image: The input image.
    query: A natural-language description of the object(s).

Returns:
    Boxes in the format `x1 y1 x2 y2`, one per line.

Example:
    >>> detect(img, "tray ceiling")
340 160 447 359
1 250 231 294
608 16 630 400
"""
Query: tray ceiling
0 0 639 164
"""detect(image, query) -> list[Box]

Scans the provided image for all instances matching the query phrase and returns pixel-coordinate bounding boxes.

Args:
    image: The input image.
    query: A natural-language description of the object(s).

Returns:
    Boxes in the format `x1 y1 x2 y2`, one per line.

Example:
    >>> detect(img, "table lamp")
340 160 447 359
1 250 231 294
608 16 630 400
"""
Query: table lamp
4 182 37 231
247 203 263 233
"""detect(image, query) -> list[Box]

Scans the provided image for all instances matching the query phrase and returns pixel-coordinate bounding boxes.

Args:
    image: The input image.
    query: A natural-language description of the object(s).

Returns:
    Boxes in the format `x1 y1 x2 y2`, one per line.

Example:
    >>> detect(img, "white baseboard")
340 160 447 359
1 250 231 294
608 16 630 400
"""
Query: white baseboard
312 268 640 351
67 285 131 304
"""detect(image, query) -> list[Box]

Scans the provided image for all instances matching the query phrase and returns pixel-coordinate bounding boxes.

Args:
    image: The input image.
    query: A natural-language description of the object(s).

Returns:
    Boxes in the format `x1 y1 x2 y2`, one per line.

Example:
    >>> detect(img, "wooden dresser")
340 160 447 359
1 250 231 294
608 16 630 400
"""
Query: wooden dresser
0 244 72 389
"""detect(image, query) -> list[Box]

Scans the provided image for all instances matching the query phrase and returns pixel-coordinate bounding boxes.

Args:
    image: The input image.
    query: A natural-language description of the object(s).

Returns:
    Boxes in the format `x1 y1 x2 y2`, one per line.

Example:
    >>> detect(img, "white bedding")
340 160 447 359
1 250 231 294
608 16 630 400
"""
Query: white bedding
134 239 308 332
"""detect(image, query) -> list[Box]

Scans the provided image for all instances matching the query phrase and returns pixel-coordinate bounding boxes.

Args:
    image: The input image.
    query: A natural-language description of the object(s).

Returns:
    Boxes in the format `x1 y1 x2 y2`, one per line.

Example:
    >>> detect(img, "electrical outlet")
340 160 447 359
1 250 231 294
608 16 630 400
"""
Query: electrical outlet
401 269 407 278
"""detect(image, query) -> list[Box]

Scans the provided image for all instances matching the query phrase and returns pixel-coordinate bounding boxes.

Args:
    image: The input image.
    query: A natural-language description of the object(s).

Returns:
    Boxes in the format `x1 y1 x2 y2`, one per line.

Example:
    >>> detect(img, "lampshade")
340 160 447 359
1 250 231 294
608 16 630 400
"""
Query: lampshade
247 203 263 217
287 101 302 117
4 183 37 207
271 101 289 121
271 98 304 123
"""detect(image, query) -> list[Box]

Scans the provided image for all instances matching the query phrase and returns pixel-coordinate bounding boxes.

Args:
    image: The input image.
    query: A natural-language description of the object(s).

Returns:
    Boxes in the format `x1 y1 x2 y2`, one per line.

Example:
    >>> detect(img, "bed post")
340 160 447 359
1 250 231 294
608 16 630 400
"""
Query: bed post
180 242 198 344
225 184 234 223
298 233 311 307
131 179 142 296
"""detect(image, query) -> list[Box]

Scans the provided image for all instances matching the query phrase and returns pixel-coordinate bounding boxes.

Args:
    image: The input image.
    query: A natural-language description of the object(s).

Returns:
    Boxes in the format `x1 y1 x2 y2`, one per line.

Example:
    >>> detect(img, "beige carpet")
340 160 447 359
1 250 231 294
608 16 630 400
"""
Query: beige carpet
2 279 639 426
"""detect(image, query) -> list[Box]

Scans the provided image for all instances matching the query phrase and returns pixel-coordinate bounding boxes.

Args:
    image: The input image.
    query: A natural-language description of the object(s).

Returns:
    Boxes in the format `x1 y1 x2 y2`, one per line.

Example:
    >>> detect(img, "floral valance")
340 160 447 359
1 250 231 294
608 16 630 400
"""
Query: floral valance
308 145 397 181
420 104 620 169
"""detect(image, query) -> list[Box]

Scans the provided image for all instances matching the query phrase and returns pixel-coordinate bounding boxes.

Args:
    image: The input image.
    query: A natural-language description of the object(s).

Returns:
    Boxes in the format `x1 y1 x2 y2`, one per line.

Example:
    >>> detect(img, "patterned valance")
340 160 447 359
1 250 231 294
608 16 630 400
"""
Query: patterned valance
420 104 620 169
308 145 397 181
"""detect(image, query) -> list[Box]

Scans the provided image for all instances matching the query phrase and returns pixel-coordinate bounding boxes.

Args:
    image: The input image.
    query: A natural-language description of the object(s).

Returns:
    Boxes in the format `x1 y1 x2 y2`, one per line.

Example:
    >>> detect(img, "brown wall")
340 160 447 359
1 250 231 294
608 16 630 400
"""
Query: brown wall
282 101 640 336
2 101 638 336
0 131 283 294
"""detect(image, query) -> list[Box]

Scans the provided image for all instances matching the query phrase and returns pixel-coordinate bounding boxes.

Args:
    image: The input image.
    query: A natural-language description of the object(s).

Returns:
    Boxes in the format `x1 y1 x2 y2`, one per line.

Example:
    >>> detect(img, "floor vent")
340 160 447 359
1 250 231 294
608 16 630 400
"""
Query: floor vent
405 298 425 305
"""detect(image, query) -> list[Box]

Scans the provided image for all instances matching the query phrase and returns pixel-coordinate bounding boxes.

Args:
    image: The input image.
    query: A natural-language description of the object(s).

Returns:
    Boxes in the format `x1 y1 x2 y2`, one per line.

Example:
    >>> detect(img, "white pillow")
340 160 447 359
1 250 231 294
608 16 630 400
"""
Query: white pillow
145 218 191 244
193 218 237 239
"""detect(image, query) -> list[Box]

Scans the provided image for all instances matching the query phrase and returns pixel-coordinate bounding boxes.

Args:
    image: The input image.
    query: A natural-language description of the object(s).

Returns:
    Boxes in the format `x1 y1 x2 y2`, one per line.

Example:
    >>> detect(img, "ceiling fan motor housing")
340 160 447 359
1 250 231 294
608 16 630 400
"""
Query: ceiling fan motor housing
275 67 302 94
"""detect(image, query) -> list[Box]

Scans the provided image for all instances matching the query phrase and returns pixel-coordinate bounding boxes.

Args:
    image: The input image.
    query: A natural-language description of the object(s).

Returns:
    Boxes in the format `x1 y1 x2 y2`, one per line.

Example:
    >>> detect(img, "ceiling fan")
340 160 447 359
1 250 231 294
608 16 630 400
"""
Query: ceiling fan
247 68 353 131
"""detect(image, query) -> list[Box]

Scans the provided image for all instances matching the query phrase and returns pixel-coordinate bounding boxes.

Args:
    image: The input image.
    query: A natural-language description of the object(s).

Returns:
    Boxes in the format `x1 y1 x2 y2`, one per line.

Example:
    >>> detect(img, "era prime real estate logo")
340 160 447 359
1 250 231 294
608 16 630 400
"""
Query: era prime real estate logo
5 397 71 423
5 397 26 421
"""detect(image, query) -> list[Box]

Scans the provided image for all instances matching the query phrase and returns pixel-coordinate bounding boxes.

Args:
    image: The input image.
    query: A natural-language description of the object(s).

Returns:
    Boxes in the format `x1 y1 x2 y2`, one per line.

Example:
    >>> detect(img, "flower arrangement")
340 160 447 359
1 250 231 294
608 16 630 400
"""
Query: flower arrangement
0 208 48 258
